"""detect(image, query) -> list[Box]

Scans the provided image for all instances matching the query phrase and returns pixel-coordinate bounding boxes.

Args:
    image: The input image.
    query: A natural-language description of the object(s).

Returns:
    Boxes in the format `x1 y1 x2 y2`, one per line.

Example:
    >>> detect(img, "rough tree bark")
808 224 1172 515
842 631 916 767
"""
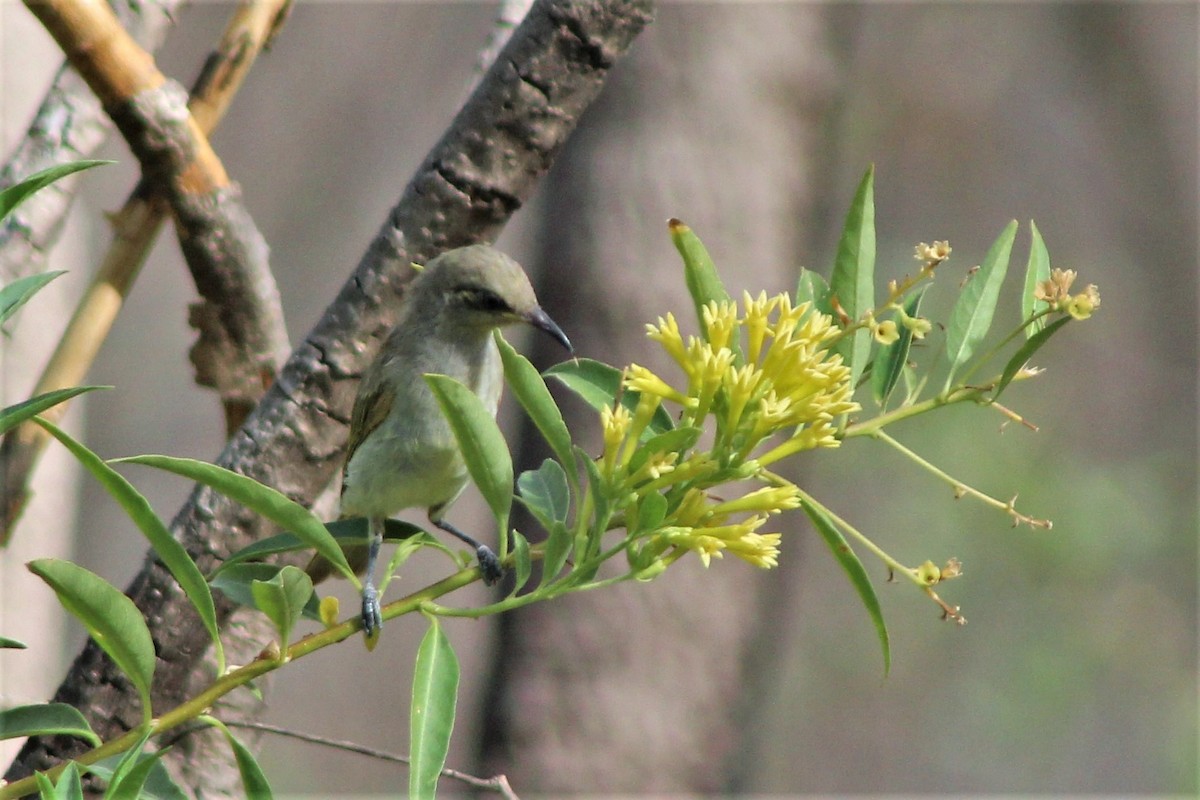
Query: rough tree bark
5 0 654 787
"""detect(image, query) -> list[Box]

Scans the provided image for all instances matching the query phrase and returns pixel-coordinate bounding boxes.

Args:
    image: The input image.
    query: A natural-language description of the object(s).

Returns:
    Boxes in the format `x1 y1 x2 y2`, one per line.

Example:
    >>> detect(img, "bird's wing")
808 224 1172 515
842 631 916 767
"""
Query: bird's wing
344 376 395 477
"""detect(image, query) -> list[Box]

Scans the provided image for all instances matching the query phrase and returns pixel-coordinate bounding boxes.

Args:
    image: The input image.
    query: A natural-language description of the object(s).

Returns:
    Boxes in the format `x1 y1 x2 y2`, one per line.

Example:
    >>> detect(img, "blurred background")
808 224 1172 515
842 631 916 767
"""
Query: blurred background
3 2 1196 796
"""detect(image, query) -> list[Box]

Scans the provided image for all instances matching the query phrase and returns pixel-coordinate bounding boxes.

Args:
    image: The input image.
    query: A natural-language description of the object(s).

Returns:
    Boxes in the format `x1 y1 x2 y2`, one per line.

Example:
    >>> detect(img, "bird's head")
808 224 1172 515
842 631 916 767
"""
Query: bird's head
416 244 572 353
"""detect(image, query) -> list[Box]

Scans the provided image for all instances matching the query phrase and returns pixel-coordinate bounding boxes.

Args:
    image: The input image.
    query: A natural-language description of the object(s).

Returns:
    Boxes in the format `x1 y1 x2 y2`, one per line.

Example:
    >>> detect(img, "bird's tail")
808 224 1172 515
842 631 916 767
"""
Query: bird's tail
304 514 370 584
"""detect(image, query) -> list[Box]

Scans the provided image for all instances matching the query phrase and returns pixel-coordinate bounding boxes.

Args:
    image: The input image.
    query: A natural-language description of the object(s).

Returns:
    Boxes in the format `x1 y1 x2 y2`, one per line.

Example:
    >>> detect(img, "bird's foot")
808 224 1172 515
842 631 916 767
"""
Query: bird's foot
361 582 382 638
476 545 504 586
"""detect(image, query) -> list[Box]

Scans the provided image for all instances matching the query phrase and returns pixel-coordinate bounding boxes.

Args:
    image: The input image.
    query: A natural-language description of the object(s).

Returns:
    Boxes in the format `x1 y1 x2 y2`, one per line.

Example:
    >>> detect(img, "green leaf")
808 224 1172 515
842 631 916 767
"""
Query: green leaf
37 761 82 800
212 563 322 622
214 518 423 578
539 521 573 587
1022 220 1052 337
0 704 101 746
0 160 112 221
425 373 513 552
668 218 732 339
575 447 610 567
635 491 668 534
410 617 460 800
27 560 156 721
800 500 890 677
251 566 312 651
223 727 273 798
871 287 927 407
830 166 877 389
795 267 834 318
993 315 1071 400
517 459 570 531
36 418 224 674
106 748 169 800
112 455 357 587
496 333 577 490
0 387 108 436
1 271 65 329
626 426 702 476
510 530 532 594
87 743 187 800
944 220 1018 385
1 635 28 649
544 359 674 436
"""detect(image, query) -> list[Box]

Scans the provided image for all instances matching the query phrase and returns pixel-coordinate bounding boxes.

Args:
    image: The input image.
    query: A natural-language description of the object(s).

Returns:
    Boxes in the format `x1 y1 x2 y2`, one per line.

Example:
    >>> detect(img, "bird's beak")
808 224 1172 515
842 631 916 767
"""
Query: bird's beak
526 306 573 354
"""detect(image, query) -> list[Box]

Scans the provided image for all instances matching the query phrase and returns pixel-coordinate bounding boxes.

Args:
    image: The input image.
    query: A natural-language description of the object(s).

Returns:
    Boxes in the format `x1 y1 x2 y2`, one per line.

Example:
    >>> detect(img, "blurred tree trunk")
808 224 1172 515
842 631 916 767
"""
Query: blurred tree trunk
480 6 839 792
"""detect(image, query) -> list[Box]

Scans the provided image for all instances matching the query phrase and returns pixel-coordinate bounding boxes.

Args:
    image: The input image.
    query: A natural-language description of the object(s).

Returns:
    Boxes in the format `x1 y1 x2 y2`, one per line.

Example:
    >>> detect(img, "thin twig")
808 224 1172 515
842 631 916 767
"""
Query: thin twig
223 720 520 798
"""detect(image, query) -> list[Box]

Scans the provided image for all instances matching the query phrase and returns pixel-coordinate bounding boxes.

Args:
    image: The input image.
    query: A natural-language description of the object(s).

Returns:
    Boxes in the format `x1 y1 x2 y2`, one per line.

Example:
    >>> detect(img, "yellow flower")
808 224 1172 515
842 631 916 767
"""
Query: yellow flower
600 403 632 477
661 515 781 568
702 300 739 353
873 319 900 345
1034 268 1078 305
914 240 952 267
626 364 692 407
1067 284 1101 320
646 313 689 374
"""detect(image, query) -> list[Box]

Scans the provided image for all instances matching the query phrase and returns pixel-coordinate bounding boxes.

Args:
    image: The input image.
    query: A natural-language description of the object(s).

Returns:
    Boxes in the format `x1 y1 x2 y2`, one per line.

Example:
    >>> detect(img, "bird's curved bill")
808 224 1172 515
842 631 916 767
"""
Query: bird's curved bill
527 307 573 354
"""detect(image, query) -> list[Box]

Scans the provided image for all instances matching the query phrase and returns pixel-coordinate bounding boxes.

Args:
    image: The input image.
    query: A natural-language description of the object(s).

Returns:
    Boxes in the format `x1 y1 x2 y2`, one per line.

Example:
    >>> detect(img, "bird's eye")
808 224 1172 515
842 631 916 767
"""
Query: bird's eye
454 287 511 314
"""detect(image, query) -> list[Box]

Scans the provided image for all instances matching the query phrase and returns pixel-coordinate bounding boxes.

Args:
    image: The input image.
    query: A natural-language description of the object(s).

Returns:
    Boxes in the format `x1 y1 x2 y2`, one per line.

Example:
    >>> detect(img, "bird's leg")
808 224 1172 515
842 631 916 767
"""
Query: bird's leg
360 515 384 635
429 508 503 586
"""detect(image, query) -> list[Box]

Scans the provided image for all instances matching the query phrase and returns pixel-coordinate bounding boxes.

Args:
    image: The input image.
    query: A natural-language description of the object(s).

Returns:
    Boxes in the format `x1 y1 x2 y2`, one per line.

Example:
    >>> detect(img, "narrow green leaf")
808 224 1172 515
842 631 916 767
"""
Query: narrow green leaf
36 419 224 673
517 459 571 531
106 748 170 800
410 617 460 800
0 160 112 221
800 500 890 677
86 755 185 800
1022 220 1052 337
626 426 702 476
27 560 156 720
830 165 877 389
1 635 28 649
223 728 273 798
944 220 1019 384
496 333 577 489
251 566 312 651
425 373 513 549
544 359 674 436
112 454 357 587
574 448 609 571
795 267 834 318
1 271 65 328
0 387 108 436
668 218 732 339
871 287 927 407
39 761 82 800
213 518 422 578
0 704 101 746
212 563 322 622
510 530 532 594
993 315 1071 400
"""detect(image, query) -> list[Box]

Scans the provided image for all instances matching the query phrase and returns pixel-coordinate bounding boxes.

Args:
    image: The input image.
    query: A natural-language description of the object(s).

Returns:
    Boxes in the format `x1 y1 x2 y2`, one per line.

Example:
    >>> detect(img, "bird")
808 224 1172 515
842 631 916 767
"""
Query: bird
307 244 572 637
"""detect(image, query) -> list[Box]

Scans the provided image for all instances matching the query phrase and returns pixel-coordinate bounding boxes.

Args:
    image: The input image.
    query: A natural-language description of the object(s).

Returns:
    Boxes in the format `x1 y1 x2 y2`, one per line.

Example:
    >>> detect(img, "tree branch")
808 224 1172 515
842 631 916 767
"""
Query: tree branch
1 0 294 542
5 0 654 783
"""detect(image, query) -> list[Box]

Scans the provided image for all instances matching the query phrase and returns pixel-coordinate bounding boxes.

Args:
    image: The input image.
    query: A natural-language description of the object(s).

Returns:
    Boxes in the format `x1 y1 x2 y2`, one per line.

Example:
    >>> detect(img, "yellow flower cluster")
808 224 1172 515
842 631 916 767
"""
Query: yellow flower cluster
1034 268 1102 320
602 292 860 570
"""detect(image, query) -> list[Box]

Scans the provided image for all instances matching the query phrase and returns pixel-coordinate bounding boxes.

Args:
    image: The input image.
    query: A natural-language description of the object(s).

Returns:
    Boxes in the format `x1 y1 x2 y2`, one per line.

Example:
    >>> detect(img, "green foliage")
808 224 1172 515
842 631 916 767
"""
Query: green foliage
426 373 514 558
0 704 101 747
545 358 674 436
831 165 877 387
410 617 460 800
27 560 156 723
943 220 1018 387
4 164 1101 800
0 160 111 221
36 418 225 674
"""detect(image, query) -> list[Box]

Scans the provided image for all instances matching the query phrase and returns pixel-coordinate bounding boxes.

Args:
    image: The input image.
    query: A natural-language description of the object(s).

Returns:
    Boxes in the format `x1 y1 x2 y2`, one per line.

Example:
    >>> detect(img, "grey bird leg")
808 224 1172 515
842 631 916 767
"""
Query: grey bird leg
430 507 503 586
360 515 384 635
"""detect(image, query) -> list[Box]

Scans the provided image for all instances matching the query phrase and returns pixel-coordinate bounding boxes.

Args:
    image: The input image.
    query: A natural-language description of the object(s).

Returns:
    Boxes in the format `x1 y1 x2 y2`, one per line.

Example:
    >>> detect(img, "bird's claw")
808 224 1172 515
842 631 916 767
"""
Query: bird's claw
361 583 382 637
476 545 504 586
